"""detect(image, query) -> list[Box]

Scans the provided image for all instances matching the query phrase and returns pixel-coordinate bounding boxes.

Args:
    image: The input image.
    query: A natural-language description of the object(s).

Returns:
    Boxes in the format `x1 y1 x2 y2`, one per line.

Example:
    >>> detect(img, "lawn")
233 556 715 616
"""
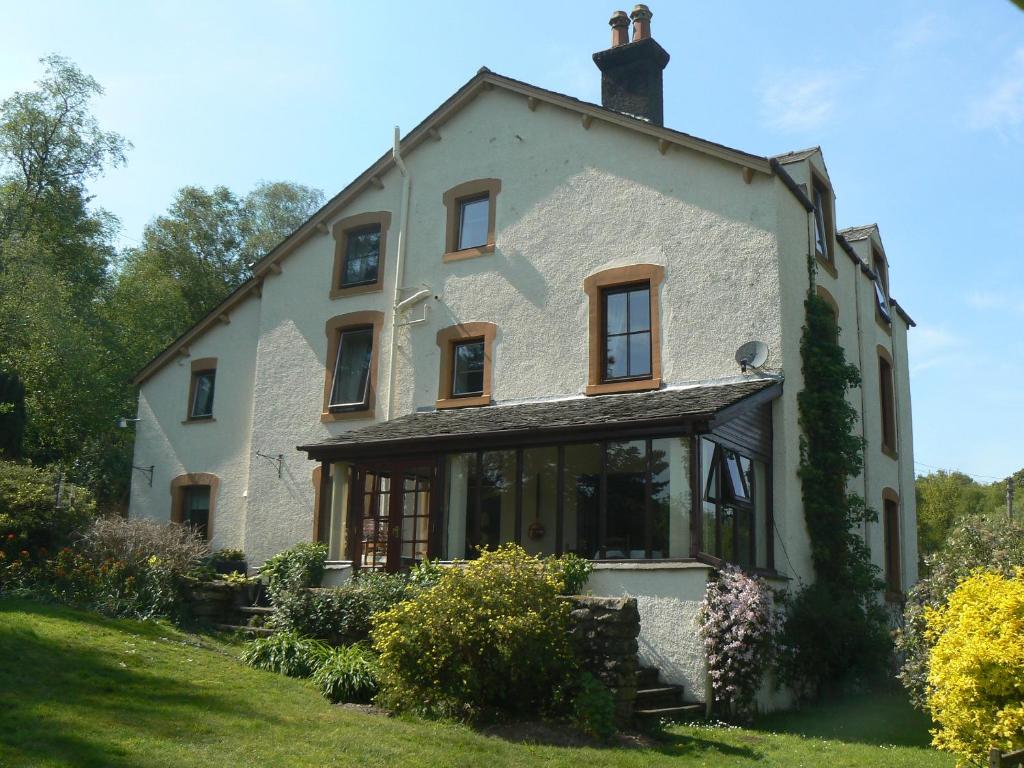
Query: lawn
0 598 953 768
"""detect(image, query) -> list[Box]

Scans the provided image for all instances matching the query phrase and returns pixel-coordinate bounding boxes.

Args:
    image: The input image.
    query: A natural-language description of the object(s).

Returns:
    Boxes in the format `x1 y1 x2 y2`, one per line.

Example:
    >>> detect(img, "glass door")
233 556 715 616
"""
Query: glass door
352 461 435 573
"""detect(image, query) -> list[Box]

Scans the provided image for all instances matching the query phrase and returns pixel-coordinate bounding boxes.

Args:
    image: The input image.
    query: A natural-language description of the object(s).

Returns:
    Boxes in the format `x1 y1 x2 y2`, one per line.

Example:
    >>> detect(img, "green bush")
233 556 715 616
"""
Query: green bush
311 644 379 704
239 631 330 678
272 570 412 646
897 515 1024 708
372 544 575 720
0 460 95 576
260 542 327 596
546 552 592 595
570 671 616 740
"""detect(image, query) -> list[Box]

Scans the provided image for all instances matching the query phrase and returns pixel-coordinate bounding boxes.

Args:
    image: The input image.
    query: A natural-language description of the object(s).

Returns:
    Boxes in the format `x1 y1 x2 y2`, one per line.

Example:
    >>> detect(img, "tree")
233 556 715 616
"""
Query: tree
916 471 987 563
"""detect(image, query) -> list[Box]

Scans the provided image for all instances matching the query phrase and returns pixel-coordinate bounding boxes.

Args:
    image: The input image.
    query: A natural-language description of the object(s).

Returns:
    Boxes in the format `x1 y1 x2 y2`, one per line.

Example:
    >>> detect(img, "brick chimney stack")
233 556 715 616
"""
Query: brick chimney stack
592 4 670 125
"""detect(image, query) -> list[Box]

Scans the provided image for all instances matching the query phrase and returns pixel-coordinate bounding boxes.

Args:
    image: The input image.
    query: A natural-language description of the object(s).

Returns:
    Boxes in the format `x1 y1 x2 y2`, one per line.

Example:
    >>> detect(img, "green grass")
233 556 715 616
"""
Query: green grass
0 598 954 768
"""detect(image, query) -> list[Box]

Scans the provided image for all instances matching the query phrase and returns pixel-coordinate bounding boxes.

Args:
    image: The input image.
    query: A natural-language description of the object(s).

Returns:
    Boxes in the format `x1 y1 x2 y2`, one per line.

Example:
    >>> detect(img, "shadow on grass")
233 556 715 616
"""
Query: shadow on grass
0 599 285 768
753 690 936 748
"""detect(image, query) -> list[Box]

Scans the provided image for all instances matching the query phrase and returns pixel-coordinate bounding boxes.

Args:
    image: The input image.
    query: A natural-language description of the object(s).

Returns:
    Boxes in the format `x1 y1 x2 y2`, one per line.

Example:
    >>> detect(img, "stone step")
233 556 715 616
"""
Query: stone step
635 685 684 709
634 703 706 721
215 623 276 637
238 605 276 615
636 665 661 688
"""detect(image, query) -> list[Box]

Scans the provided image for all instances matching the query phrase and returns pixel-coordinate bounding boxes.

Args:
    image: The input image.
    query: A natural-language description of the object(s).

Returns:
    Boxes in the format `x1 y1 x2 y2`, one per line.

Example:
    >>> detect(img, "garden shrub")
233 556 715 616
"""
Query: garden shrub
698 566 779 719
924 568 1024 766
546 552 592 595
271 570 412 646
0 460 95 578
260 541 327 596
239 631 331 678
371 544 575 720
570 671 616 740
311 644 379 704
897 515 1024 708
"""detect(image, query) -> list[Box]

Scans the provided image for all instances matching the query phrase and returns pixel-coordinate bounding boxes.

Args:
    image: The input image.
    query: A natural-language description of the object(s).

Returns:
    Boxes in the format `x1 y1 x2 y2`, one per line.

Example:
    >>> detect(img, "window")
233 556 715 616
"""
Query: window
322 311 383 421
872 248 891 325
583 264 664 396
442 179 501 262
452 339 485 396
883 492 901 596
700 438 764 568
878 347 897 456
182 486 211 539
170 472 219 542
811 172 835 272
435 322 497 409
603 284 652 381
341 225 381 287
186 357 217 421
330 212 390 299
330 327 373 409
457 196 489 251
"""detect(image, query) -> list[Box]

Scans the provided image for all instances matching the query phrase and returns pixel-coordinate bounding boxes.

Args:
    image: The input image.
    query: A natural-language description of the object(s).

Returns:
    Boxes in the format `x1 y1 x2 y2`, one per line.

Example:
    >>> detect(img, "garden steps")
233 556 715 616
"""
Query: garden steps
633 665 705 721
633 703 706 720
237 605 275 616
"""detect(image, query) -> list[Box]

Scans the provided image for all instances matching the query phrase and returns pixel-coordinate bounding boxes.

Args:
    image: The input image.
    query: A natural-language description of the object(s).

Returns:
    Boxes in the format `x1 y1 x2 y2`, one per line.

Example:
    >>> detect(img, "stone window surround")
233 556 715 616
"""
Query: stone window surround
810 168 837 278
330 211 391 300
877 344 898 459
435 321 497 409
170 472 220 541
185 357 217 423
322 310 385 423
583 264 664 396
442 178 501 263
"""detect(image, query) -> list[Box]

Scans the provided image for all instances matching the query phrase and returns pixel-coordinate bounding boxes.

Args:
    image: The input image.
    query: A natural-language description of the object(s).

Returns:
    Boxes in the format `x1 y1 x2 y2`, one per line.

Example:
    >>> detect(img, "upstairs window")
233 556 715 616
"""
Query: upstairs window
603 284 652 381
341 225 381 287
322 311 383 421
872 248 891 324
329 327 374 410
878 348 897 456
811 172 835 270
330 212 390 299
457 196 489 251
442 179 501 262
452 339 485 397
186 357 217 421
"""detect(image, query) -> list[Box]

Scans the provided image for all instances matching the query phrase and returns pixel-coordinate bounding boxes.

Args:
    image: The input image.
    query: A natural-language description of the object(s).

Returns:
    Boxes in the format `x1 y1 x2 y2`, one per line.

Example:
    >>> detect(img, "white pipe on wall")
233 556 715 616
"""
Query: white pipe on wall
385 126 411 422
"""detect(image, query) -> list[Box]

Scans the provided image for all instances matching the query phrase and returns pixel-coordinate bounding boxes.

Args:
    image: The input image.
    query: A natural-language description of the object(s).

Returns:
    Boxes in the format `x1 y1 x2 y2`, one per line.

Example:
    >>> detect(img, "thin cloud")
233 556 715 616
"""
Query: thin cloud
760 72 841 133
970 47 1024 135
892 13 950 54
966 290 1024 314
910 326 966 375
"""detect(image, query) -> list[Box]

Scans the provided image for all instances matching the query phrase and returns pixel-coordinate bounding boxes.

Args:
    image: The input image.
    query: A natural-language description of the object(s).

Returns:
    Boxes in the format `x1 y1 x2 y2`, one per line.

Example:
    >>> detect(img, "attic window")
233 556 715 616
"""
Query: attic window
330 212 390 299
811 172 835 272
442 179 501 262
872 248 891 325
186 357 217 422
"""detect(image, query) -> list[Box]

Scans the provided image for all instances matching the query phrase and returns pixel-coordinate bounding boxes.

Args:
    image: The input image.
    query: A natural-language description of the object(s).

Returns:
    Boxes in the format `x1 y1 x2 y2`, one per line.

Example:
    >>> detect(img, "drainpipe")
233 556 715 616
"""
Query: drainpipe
385 125 411 422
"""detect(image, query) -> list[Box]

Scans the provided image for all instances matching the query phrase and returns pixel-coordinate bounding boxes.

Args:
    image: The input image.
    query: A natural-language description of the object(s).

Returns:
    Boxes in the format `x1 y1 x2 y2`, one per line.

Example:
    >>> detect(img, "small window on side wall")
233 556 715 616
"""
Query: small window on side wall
872 248 891 325
330 212 390 299
452 339 485 397
457 196 489 251
878 349 897 456
883 494 901 596
435 322 496 409
603 284 652 381
182 486 211 540
341 225 381 287
811 174 835 269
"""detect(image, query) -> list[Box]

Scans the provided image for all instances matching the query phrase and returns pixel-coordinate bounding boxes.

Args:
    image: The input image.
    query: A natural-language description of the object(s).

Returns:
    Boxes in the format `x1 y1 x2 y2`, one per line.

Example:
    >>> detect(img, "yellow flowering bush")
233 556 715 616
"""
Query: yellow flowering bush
925 568 1024 766
371 544 575 719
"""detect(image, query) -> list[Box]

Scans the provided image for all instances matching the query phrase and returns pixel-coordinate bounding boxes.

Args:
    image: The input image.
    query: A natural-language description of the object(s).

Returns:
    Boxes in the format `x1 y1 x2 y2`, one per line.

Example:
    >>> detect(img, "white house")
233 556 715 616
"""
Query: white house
129 5 917 703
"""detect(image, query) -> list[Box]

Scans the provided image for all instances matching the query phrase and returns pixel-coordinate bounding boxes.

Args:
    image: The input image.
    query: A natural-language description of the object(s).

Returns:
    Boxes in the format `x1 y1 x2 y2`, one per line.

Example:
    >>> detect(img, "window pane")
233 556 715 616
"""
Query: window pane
453 340 485 396
342 226 380 286
814 188 828 255
521 447 558 555
628 287 650 331
563 443 602 558
192 372 215 418
605 441 646 559
467 450 515 557
734 507 752 567
184 487 210 539
649 439 671 558
606 291 628 335
701 439 718 556
606 334 628 379
458 196 489 250
874 280 891 321
628 331 652 377
330 328 373 407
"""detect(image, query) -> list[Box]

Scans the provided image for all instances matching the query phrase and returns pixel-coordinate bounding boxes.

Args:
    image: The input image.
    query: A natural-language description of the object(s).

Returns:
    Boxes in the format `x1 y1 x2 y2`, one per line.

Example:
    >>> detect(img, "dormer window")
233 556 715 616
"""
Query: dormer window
442 179 501 262
872 248 891 325
811 172 835 272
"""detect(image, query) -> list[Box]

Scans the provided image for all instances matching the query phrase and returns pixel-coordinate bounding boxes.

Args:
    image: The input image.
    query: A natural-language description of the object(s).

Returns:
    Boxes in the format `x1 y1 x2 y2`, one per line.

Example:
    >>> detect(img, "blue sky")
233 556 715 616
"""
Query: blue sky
2 1 1023 481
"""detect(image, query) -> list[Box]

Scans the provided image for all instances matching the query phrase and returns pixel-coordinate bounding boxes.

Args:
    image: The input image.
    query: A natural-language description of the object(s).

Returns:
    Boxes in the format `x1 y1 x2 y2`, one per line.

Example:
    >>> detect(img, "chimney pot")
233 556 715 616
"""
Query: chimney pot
631 4 652 41
609 10 629 47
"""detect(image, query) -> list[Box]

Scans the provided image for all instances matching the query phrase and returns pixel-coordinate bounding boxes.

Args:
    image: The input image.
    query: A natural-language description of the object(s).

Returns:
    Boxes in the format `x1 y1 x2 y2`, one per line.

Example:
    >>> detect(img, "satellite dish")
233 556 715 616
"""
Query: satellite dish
735 341 769 373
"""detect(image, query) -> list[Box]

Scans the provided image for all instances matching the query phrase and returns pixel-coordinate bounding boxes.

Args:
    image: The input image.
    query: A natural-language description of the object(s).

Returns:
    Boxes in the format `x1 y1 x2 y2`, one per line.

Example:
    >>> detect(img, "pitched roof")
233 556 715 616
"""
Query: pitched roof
772 146 821 164
838 224 878 242
298 379 781 460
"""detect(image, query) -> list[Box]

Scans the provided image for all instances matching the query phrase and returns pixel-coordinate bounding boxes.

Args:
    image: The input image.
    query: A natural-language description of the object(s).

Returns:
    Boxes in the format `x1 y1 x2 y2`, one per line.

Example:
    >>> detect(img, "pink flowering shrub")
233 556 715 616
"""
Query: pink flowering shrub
698 566 780 719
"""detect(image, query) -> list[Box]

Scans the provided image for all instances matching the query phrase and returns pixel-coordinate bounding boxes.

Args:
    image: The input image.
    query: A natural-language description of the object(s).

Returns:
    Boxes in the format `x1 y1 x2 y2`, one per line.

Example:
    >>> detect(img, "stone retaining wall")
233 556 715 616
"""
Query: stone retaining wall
183 580 251 624
566 595 641 725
